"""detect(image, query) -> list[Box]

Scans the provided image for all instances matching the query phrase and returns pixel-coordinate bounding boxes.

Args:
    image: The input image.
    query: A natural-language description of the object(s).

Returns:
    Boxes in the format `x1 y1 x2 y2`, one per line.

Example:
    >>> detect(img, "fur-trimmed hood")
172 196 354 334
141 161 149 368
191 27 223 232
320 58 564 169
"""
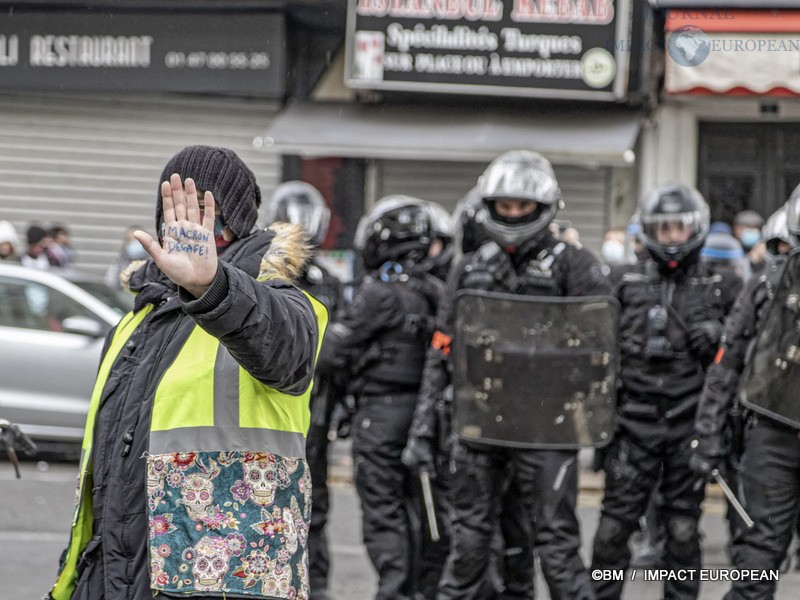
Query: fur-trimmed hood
120 222 312 293
258 222 312 282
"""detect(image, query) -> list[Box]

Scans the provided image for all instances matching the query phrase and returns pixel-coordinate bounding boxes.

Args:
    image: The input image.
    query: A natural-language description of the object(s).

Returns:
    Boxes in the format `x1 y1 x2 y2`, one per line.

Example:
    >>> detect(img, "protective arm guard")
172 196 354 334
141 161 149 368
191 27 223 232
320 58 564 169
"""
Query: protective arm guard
408 262 461 445
694 275 768 446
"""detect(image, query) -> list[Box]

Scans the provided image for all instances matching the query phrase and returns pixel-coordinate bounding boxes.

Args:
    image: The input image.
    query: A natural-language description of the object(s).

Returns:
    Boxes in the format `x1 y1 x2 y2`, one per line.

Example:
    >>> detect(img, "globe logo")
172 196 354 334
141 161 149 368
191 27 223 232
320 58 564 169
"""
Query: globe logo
668 25 711 67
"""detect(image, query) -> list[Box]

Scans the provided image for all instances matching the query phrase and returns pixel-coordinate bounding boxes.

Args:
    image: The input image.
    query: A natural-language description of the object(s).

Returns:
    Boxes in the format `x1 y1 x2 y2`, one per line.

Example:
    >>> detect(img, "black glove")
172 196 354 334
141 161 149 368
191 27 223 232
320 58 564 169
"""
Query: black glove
688 436 723 478
687 320 723 362
592 445 610 473
402 436 436 475
330 394 357 440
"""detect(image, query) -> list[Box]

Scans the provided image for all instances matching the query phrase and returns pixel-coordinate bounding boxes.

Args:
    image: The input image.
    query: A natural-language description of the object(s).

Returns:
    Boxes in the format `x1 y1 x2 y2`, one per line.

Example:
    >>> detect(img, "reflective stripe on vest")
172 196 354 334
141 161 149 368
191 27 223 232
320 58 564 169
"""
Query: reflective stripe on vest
50 305 153 600
148 321 319 457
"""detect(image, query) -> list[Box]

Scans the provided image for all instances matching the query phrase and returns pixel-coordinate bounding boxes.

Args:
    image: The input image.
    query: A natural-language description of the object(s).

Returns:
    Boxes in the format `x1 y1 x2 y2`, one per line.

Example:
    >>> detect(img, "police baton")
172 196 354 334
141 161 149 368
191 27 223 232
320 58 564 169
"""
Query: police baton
711 468 754 529
419 471 440 542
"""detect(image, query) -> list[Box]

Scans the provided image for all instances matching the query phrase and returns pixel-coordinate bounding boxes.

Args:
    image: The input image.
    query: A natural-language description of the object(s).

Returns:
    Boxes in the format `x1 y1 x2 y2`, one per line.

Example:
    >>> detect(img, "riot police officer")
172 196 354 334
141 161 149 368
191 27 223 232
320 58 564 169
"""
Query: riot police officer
591 183 742 599
322 196 446 600
422 202 456 281
266 181 343 600
451 186 488 258
691 193 800 600
405 150 609 600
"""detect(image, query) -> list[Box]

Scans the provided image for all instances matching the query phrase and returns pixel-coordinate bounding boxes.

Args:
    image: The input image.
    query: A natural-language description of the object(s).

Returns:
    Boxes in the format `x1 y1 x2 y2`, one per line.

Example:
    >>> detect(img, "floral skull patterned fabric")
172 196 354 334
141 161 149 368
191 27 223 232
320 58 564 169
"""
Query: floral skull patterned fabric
147 450 311 599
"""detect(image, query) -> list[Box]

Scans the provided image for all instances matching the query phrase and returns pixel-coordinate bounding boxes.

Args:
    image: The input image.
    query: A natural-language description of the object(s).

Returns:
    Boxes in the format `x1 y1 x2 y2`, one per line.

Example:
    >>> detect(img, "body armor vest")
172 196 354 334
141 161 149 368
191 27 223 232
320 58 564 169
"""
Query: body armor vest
461 240 566 297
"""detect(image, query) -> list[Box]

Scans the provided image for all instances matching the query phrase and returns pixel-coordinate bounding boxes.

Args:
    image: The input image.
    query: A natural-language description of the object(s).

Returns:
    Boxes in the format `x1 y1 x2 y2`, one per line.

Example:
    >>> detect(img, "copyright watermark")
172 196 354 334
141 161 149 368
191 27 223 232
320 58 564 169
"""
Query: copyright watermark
591 568 779 582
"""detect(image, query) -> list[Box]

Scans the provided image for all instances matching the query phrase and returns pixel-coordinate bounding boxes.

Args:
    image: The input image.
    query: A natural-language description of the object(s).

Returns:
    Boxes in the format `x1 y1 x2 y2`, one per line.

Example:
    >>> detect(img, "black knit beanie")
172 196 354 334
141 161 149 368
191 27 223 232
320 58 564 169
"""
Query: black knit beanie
156 145 261 241
27 225 48 246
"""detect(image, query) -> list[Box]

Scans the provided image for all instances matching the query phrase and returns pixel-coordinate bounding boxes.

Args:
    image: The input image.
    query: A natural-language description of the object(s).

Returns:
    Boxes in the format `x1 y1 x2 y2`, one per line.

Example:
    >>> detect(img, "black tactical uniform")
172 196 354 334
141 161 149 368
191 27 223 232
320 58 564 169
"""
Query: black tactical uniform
266 181 343 600
407 151 608 600
323 196 446 600
692 198 799 600
591 184 742 600
296 261 342 598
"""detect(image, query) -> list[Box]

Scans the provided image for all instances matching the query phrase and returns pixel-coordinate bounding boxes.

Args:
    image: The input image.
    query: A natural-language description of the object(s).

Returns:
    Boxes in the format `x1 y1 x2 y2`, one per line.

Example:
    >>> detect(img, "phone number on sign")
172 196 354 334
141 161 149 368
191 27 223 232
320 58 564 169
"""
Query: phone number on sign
165 51 270 70
591 569 779 582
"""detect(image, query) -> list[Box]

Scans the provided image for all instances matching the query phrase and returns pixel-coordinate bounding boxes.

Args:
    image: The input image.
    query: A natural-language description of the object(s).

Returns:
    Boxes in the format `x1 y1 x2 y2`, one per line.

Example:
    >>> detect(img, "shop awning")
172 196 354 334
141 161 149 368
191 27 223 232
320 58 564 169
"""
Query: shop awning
257 102 641 167
664 9 800 96
650 1 799 7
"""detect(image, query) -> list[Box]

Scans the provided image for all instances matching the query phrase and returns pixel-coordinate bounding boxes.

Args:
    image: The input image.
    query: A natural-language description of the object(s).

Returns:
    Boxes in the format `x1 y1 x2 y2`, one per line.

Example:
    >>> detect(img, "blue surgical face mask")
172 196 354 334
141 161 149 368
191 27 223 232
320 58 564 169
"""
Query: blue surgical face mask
739 229 761 251
125 240 147 260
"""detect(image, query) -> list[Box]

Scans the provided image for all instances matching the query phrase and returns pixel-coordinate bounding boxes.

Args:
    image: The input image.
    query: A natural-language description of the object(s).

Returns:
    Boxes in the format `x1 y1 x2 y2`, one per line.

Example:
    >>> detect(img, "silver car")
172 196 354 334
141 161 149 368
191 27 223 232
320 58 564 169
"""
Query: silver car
0 263 132 448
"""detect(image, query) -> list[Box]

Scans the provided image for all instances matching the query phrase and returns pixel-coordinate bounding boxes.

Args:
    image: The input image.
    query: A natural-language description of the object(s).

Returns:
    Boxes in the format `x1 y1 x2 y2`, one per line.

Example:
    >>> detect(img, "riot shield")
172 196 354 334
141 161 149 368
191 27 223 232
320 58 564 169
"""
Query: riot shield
452 290 619 449
740 251 800 427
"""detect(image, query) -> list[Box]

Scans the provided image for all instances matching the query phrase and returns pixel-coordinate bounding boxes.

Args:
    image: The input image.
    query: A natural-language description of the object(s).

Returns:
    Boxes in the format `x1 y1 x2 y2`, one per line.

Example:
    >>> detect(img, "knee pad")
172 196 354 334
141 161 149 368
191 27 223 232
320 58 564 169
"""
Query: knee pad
666 515 699 553
594 516 633 563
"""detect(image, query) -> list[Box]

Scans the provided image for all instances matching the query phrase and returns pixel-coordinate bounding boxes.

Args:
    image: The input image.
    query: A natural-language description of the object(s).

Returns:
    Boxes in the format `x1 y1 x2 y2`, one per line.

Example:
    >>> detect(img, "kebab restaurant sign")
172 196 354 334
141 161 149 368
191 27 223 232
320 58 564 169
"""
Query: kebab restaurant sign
345 0 631 100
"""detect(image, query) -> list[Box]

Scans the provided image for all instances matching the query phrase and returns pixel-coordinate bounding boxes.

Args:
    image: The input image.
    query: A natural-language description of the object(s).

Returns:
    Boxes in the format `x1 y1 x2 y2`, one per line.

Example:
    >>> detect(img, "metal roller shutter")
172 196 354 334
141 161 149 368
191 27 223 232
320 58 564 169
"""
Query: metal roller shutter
0 92 281 276
377 159 610 251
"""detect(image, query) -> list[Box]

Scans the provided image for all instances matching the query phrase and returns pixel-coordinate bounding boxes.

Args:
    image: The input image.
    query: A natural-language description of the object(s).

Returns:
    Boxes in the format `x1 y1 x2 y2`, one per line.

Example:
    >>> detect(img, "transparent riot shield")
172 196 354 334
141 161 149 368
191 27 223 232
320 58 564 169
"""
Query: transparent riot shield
452 290 619 449
740 251 800 427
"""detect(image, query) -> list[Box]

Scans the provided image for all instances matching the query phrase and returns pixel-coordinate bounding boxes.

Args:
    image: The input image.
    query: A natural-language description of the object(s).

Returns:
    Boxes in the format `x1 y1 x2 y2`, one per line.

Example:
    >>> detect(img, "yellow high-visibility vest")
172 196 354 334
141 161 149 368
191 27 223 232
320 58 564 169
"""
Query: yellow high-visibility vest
51 291 326 600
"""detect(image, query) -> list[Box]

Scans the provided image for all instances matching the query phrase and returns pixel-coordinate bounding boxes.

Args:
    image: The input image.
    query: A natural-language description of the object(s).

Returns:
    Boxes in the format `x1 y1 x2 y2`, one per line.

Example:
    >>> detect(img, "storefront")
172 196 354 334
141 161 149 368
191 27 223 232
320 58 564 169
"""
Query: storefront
0 6 287 275
643 1 800 222
260 0 652 252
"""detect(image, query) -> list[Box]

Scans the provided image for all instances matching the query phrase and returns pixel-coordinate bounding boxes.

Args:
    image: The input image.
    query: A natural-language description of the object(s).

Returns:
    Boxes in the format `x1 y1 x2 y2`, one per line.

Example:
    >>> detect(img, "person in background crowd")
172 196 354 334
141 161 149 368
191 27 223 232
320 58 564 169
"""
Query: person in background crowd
320 196 446 600
406 150 607 600
48 224 77 268
105 225 149 290
48 145 326 600
601 227 627 268
21 225 51 270
710 221 733 236
733 209 766 276
265 180 344 600
624 215 648 264
702 225 751 282
591 183 742 600
0 220 21 262
691 192 800 599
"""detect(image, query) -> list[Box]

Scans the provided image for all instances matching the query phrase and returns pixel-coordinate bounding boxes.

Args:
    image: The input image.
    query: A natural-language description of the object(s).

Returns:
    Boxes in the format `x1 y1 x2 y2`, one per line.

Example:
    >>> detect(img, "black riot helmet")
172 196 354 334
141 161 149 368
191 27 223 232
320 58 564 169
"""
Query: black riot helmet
421 202 455 279
265 181 330 247
452 186 489 255
786 183 800 247
762 203 794 256
476 150 563 248
638 183 710 270
354 195 434 271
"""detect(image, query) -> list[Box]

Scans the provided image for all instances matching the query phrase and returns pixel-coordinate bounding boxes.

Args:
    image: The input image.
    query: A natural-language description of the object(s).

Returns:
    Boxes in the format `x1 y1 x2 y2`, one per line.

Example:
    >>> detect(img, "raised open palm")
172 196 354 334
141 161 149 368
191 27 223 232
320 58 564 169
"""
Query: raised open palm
134 174 218 298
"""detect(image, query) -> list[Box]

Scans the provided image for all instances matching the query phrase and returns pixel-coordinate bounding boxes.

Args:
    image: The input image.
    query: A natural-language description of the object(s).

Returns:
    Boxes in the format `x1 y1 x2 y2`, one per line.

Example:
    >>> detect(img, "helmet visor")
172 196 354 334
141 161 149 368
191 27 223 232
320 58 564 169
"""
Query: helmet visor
640 210 708 249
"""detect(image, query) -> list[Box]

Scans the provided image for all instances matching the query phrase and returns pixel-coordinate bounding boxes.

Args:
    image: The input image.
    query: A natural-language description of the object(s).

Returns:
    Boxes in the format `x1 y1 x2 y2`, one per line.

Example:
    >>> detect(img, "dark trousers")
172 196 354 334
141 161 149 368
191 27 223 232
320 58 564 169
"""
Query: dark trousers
438 444 594 600
307 418 332 600
591 412 703 600
352 393 449 600
724 416 800 600
497 475 535 600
